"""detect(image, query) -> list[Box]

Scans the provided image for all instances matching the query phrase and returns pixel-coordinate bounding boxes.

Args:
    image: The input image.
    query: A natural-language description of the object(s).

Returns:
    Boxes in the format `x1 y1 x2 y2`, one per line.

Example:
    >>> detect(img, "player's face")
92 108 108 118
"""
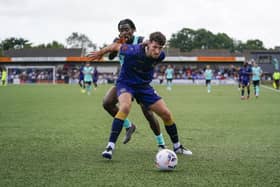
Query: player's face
119 24 134 43
146 41 163 59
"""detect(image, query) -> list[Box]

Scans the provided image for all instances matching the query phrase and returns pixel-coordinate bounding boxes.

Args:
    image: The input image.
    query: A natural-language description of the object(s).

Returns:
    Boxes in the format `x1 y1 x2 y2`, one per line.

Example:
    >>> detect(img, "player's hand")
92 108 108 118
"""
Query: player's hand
116 35 126 44
141 40 149 46
87 51 103 61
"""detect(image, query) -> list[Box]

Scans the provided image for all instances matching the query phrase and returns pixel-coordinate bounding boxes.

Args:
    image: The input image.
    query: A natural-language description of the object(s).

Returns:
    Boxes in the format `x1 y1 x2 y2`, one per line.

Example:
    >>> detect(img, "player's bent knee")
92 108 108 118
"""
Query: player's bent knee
119 103 130 114
160 110 173 125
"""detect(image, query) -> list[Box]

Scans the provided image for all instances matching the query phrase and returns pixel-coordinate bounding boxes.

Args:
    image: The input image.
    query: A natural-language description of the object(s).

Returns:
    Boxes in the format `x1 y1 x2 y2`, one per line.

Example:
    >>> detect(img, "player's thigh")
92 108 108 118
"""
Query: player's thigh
149 99 171 119
118 92 133 114
140 103 155 120
103 86 118 105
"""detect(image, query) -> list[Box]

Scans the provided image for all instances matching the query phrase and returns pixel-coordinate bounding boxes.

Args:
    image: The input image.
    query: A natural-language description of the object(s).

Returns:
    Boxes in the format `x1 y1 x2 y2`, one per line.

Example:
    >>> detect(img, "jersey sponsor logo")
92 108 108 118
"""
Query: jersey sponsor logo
154 90 159 96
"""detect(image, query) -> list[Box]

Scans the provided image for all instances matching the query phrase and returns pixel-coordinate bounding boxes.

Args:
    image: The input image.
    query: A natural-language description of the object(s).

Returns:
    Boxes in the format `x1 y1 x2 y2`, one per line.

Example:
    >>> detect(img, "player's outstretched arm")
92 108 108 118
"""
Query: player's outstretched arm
87 43 122 61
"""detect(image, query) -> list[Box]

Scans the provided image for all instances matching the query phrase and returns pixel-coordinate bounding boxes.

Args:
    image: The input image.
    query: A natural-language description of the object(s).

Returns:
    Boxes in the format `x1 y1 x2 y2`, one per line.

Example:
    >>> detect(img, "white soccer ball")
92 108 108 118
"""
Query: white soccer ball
155 149 178 171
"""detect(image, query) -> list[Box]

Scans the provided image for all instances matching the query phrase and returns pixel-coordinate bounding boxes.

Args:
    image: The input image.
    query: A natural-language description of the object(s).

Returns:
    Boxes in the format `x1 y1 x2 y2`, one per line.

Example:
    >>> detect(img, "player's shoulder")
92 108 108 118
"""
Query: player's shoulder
120 43 142 55
136 36 144 43
159 51 165 61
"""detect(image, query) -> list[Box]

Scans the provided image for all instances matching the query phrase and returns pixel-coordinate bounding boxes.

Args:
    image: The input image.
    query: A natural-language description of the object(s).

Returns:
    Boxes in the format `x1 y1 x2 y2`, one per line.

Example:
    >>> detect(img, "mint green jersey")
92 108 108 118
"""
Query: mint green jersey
204 69 213 80
165 68 174 79
83 66 93 82
252 66 262 81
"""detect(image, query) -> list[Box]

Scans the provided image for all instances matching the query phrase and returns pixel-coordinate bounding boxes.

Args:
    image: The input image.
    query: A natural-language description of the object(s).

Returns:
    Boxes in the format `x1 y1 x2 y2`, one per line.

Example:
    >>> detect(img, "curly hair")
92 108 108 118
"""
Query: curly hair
118 19 136 31
149 32 166 46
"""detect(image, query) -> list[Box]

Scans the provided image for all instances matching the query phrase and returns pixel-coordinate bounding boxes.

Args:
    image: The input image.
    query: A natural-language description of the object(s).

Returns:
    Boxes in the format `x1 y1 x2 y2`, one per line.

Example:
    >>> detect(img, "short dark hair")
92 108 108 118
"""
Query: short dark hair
118 19 136 31
149 32 166 46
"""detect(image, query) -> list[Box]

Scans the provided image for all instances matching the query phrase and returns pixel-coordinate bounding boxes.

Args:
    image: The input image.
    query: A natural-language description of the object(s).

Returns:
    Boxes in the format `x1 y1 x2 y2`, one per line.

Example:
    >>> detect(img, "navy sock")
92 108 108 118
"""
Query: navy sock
165 124 179 143
109 118 124 143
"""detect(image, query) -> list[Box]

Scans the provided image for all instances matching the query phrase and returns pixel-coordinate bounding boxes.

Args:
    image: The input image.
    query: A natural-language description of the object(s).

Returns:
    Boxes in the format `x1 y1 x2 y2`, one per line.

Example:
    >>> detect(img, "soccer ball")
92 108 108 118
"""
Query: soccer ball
155 149 178 171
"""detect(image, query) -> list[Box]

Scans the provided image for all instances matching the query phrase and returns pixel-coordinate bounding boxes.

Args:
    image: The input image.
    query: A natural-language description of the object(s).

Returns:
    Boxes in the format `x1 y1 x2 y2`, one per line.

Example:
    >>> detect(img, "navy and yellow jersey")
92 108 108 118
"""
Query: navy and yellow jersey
239 66 252 82
108 36 144 61
79 67 84 80
238 69 242 81
117 44 165 85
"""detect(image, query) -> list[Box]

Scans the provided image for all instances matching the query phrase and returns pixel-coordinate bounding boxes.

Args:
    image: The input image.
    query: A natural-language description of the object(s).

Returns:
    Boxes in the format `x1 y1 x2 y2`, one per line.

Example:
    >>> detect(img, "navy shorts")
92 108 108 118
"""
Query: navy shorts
117 82 161 108
241 80 250 86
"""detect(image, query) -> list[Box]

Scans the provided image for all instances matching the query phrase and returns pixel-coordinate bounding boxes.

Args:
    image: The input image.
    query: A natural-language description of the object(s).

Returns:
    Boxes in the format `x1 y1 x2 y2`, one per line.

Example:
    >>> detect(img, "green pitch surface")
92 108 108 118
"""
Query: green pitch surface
0 84 279 186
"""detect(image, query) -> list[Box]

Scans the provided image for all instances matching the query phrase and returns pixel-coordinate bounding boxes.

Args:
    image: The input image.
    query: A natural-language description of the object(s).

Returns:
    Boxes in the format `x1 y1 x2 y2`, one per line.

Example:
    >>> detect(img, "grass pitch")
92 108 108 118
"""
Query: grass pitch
0 84 280 186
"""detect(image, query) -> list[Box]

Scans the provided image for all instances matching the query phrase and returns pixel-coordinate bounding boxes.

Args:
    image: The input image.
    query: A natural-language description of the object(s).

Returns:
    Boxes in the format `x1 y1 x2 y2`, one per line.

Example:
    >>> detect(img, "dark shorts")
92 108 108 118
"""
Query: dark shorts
241 80 250 86
253 80 260 87
206 79 211 85
117 82 161 108
166 78 173 82
84 81 92 85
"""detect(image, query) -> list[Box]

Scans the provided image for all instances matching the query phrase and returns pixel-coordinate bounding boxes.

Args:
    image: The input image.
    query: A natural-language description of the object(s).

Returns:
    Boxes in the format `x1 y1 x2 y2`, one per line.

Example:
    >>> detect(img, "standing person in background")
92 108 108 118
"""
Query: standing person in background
83 62 93 95
272 71 280 89
100 19 165 148
252 62 263 98
204 65 213 93
92 67 98 90
1 67 7 86
79 64 85 93
239 62 252 100
237 66 242 90
165 64 174 91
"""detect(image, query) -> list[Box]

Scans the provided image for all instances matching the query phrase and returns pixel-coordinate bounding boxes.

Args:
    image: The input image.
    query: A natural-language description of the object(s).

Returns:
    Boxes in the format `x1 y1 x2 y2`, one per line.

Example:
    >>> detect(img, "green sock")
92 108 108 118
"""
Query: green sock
155 133 165 146
256 86 260 95
208 84 211 92
123 118 132 129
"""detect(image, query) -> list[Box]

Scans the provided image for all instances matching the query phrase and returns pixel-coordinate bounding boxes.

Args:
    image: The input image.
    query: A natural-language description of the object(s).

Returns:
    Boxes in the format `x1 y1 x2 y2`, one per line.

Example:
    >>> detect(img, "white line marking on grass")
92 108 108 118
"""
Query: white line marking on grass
261 85 280 93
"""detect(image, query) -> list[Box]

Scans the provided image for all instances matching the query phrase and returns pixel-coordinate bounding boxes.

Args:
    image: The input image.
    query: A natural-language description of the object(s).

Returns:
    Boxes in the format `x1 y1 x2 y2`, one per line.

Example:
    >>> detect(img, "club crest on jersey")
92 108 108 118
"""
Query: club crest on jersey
120 88 127 94
121 45 128 51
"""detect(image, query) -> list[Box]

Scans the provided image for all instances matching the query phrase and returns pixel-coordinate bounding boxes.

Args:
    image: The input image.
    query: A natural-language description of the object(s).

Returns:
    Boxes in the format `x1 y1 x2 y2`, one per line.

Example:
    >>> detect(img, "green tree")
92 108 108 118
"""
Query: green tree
169 28 196 51
169 28 234 51
0 37 32 50
34 41 64 48
214 33 234 49
169 28 266 52
192 29 216 49
243 39 265 50
66 32 96 49
66 32 96 56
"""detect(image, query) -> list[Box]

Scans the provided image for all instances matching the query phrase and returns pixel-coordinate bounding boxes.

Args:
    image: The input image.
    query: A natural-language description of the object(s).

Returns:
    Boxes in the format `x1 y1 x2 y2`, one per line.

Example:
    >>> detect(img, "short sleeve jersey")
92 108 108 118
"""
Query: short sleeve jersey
118 44 165 85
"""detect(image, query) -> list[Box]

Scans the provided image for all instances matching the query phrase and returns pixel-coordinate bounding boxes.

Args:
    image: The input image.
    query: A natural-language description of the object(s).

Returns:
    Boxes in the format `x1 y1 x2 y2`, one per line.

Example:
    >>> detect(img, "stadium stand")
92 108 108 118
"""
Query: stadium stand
0 48 279 85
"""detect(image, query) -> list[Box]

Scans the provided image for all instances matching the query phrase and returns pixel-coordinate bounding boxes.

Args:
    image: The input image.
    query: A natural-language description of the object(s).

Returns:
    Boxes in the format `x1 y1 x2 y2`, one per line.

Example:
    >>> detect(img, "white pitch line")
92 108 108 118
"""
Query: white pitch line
261 85 280 93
